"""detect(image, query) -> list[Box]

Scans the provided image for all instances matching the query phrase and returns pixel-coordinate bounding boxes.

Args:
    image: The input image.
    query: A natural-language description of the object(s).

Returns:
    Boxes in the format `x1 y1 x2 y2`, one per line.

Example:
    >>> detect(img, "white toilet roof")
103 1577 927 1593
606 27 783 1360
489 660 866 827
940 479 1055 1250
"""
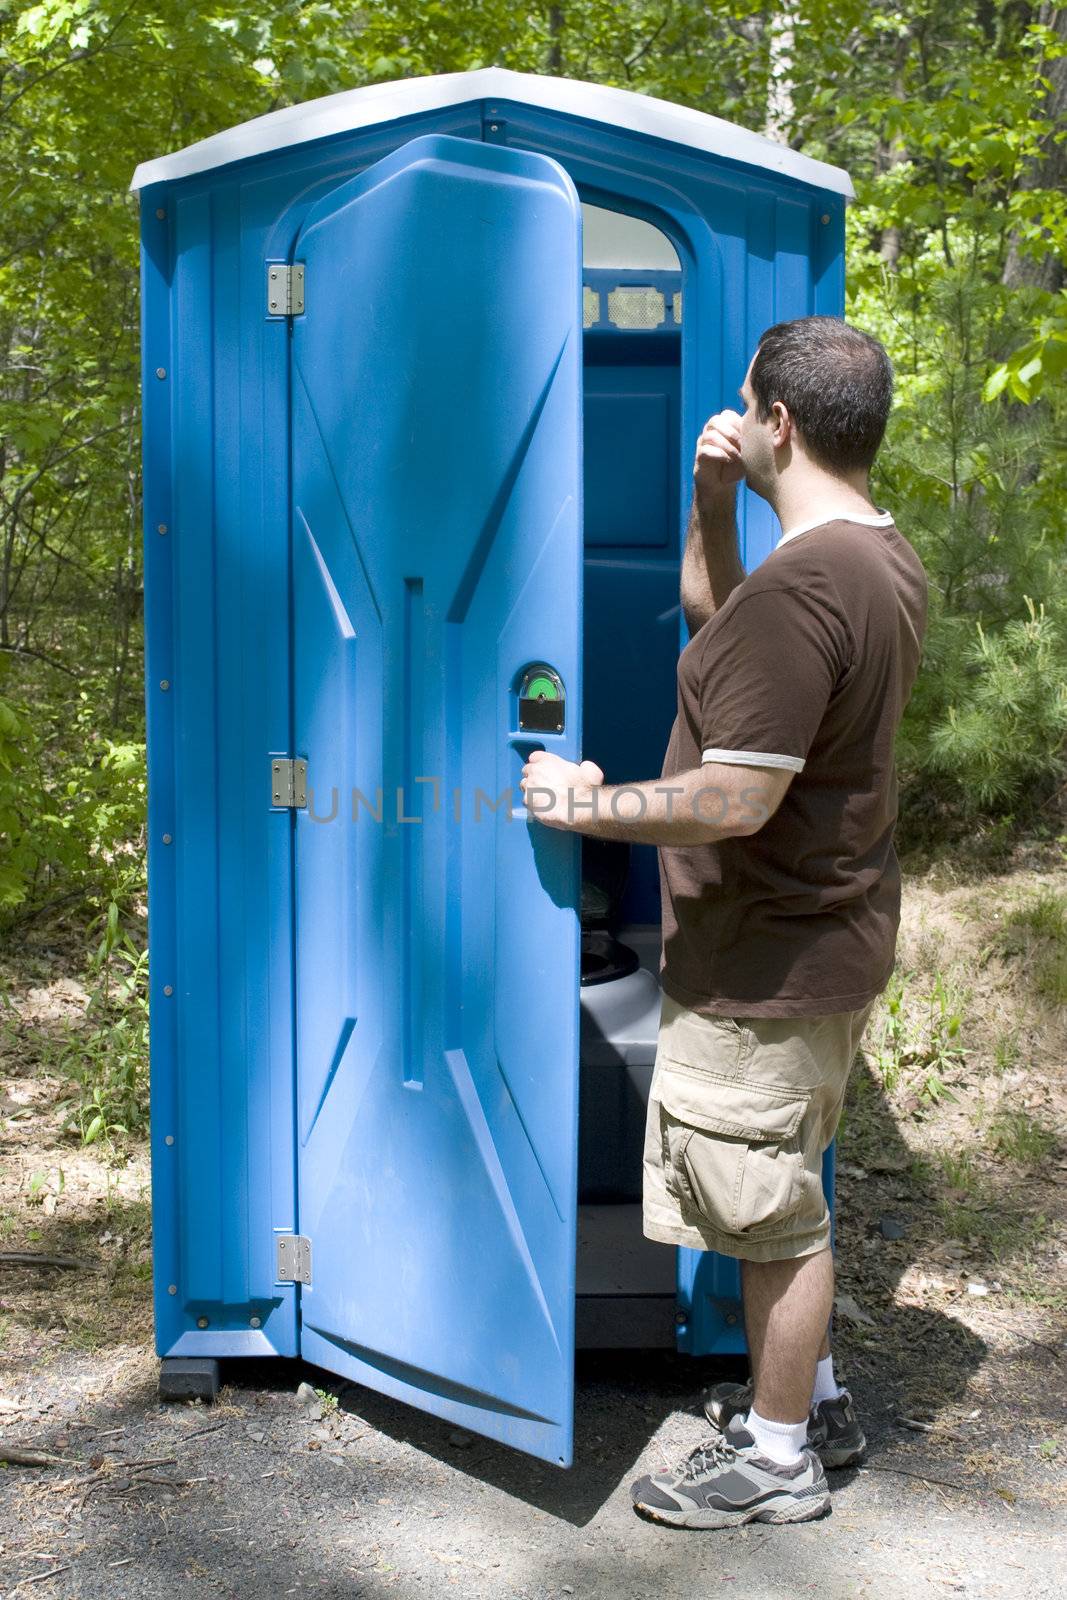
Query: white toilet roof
129 67 853 198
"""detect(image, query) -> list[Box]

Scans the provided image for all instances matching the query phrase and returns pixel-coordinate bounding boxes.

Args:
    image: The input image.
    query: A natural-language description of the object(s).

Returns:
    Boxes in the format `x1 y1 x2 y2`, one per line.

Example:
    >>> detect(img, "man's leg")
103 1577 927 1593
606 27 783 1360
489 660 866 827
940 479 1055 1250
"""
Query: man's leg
741 1248 835 1424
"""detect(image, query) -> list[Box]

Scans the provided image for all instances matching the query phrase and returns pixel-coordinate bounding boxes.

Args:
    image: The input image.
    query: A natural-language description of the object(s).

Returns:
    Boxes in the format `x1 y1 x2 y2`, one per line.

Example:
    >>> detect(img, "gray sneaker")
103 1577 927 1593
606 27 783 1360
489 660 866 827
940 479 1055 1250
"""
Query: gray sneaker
702 1379 867 1470
631 1412 830 1529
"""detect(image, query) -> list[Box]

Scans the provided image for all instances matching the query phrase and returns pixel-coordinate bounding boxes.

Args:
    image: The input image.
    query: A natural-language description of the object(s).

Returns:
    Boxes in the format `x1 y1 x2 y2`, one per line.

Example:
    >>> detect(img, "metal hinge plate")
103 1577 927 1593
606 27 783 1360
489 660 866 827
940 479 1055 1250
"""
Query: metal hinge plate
276 1234 312 1285
267 262 305 317
271 757 307 808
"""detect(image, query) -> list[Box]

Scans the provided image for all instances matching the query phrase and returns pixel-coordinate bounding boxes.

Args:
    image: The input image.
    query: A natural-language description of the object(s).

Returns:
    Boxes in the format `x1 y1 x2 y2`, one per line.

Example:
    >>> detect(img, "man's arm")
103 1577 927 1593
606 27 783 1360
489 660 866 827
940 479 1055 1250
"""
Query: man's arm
680 487 747 635
520 753 794 846
681 410 748 635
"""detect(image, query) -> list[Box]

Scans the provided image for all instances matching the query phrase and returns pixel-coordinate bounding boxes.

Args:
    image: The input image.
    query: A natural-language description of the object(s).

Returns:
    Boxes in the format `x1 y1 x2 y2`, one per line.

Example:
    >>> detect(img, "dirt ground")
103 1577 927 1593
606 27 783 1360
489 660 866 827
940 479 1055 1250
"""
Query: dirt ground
1 855 1065 1598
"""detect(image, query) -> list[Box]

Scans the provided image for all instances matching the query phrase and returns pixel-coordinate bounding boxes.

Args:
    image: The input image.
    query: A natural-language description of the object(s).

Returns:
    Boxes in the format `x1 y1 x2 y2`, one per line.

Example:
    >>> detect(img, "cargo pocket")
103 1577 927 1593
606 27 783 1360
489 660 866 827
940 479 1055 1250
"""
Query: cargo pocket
656 1065 808 1238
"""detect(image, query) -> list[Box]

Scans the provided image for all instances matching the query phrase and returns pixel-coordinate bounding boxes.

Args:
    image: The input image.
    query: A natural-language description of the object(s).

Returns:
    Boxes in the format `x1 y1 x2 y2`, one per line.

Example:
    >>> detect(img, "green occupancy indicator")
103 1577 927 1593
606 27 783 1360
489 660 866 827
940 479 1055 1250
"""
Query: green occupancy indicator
524 673 560 701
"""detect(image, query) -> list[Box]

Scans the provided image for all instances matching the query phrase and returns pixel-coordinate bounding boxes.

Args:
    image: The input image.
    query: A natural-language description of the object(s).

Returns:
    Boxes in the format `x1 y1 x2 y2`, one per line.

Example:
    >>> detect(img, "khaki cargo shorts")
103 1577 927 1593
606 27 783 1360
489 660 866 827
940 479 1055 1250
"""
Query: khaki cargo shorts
643 992 878 1262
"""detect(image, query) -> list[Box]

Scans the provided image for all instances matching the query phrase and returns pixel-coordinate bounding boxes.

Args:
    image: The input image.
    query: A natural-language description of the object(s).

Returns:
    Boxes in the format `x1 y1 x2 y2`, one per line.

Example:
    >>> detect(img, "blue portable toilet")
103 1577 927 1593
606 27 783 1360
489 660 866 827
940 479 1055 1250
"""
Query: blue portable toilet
130 69 853 1468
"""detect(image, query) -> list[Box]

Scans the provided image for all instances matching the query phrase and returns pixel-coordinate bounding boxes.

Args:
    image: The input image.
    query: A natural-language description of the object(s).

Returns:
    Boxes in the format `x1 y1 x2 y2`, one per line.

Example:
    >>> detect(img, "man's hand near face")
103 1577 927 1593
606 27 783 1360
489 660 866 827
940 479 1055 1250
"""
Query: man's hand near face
694 408 745 500
682 409 748 633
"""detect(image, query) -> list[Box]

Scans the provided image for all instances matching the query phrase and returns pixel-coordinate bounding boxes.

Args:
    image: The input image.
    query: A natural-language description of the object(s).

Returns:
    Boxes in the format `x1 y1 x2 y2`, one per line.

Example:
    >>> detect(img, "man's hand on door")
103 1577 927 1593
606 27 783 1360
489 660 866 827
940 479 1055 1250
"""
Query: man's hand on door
520 749 605 831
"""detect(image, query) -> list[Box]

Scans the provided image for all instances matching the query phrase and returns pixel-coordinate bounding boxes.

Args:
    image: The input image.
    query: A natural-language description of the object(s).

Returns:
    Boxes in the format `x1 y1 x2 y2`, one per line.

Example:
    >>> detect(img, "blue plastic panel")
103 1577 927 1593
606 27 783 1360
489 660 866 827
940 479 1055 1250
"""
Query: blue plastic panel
142 175 299 1362
584 392 669 548
289 134 583 1466
582 344 681 925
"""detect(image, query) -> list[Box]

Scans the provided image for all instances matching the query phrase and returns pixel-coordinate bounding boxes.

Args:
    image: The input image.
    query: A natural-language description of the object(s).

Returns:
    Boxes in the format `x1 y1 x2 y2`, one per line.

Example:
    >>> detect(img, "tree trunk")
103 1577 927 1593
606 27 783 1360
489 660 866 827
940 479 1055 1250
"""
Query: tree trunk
1002 3 1067 292
764 2 797 143
546 6 564 75
878 32 912 269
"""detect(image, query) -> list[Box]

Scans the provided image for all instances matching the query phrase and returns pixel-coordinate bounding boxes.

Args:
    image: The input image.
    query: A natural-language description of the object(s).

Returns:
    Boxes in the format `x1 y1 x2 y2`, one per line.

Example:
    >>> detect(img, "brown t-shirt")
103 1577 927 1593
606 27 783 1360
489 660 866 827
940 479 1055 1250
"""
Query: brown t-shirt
658 516 928 1018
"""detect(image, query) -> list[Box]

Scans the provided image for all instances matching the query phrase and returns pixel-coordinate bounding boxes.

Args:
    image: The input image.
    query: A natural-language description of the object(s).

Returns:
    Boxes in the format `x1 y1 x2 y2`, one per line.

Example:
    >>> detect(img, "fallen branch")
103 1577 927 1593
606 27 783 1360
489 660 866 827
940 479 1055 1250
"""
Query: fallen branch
865 1463 969 1492
0 1446 80 1467
8 1567 72 1591
0 1251 94 1271
174 1420 226 1445
72 1455 181 1512
897 1417 967 1443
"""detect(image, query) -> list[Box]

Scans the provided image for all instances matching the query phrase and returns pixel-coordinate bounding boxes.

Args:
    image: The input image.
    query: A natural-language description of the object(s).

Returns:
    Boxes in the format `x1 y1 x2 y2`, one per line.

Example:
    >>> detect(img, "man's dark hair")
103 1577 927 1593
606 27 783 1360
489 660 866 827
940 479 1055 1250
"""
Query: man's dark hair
750 316 893 473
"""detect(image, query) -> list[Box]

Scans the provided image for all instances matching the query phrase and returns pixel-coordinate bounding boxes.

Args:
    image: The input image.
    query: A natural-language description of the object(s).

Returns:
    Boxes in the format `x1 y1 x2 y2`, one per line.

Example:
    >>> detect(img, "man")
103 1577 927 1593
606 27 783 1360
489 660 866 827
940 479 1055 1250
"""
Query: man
520 315 928 1529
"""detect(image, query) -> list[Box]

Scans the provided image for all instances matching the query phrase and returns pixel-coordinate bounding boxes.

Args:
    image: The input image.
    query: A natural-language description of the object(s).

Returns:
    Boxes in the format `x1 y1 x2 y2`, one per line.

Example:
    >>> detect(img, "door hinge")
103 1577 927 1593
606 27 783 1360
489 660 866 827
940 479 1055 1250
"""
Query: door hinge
267 262 305 317
276 1234 312 1285
271 757 307 808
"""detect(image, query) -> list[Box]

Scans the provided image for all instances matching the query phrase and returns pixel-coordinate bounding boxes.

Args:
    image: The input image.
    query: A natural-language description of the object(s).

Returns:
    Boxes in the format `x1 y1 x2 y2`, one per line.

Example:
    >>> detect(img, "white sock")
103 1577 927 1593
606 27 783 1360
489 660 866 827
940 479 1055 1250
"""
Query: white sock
811 1354 844 1408
743 1406 808 1467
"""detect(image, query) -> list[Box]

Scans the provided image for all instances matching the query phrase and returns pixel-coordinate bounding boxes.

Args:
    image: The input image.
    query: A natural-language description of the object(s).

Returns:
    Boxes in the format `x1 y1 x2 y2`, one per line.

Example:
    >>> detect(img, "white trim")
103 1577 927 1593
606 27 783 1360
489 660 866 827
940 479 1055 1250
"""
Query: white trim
128 68 855 197
775 509 894 550
701 748 806 773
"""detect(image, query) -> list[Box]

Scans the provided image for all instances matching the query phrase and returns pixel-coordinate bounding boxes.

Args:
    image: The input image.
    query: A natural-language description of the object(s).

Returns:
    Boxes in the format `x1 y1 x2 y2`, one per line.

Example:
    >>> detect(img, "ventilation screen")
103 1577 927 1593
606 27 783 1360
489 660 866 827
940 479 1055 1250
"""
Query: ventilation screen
607 286 666 329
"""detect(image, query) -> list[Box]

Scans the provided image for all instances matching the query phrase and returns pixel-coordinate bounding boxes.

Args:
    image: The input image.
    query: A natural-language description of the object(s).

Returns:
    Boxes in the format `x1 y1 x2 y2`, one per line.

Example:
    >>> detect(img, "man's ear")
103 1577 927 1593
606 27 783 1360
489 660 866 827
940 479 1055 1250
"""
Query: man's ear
770 400 793 449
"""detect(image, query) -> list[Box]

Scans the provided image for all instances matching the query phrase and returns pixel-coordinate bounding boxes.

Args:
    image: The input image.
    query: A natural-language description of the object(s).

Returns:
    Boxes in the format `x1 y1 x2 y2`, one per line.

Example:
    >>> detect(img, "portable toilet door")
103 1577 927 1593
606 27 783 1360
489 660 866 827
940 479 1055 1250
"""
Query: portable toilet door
131 69 853 1470
288 132 585 1469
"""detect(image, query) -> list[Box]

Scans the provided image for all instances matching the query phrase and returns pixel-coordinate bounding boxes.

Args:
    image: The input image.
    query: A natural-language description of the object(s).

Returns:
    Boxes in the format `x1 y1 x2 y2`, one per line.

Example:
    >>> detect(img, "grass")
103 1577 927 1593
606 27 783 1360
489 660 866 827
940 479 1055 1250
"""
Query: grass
867 967 968 1104
925 1096 1061 1282
992 1029 1021 1074
903 923 947 978
985 1108 1059 1165
936 1196 1049 1260
939 1149 979 1193
843 1059 1059 1297
1002 1261 1067 1313
1034 946 1067 1005
990 888 1067 1003
1002 889 1067 943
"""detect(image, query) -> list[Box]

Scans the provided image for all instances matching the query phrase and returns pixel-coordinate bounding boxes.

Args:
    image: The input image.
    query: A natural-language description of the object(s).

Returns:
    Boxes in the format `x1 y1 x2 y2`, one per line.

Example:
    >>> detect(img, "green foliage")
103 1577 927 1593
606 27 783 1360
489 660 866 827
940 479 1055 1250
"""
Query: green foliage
0 664 42 910
52 897 150 1144
816 4 1067 836
983 305 1067 406
870 972 909 1093
923 600 1067 811
869 966 967 1104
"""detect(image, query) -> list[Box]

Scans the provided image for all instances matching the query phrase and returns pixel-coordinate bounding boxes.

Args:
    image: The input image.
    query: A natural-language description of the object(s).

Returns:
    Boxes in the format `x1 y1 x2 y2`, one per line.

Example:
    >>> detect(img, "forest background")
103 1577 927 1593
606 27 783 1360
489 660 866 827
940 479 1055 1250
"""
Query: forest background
0 1 1064 1142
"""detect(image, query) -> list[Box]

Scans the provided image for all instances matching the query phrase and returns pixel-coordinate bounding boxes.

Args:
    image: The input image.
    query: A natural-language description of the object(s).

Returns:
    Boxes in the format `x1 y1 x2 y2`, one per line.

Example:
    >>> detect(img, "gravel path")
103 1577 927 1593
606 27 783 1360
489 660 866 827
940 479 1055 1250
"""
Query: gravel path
1 1344 1062 1600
